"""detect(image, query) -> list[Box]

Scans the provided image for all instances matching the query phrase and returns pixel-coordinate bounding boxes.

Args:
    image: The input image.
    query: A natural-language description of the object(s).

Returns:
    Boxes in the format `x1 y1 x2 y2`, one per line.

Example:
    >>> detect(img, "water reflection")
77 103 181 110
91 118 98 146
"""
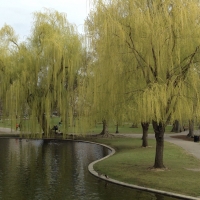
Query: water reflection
0 139 180 200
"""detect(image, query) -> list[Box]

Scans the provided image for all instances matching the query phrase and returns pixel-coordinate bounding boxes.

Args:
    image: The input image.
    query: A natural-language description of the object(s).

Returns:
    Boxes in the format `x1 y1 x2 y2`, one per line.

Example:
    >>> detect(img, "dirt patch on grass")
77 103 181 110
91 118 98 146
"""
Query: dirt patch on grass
185 168 200 171
147 167 170 172
170 135 194 142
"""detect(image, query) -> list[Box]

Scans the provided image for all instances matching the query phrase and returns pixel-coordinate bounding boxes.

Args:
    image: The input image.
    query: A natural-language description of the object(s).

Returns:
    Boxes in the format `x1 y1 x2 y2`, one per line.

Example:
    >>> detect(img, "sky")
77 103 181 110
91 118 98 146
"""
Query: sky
0 0 91 41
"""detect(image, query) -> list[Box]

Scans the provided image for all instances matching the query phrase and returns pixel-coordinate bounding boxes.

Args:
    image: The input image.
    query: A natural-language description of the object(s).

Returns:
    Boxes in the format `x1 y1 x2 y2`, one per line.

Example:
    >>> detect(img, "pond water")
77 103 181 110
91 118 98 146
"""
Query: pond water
0 138 181 200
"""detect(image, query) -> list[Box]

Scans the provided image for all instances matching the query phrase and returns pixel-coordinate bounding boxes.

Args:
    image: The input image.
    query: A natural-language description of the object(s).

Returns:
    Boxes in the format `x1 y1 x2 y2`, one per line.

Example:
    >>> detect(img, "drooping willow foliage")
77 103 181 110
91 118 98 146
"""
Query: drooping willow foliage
0 25 21 130
85 0 200 128
1 1 200 142
0 9 85 137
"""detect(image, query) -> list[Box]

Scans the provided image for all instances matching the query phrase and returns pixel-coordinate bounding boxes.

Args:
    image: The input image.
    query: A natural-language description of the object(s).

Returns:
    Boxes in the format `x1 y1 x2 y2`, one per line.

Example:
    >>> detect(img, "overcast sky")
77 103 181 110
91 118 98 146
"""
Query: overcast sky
0 0 91 41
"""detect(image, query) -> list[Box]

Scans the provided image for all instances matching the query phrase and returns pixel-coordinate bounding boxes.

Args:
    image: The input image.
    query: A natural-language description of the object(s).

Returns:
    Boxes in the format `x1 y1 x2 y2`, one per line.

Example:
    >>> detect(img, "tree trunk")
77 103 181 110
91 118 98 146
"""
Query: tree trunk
115 122 119 133
171 120 183 133
37 112 51 136
141 122 149 147
100 119 109 135
152 120 165 168
187 120 194 137
37 103 51 136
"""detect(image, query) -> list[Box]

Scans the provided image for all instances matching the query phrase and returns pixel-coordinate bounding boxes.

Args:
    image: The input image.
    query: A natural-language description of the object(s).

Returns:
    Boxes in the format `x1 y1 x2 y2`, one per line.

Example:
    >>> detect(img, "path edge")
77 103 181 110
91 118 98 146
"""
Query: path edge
87 141 200 200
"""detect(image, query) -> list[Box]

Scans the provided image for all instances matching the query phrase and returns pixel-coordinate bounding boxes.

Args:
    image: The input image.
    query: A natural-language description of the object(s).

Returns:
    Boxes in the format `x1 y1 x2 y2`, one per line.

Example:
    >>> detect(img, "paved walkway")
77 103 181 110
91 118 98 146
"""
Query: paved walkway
118 130 200 160
0 127 19 134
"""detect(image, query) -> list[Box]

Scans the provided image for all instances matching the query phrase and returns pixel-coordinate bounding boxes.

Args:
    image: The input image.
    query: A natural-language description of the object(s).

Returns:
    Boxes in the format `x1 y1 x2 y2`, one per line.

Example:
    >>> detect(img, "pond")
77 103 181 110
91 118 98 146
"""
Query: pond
0 138 181 200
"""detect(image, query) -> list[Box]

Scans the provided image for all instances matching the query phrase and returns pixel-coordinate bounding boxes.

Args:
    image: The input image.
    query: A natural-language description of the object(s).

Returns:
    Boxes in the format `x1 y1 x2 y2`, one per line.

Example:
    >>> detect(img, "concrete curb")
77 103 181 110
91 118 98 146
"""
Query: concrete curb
88 142 200 200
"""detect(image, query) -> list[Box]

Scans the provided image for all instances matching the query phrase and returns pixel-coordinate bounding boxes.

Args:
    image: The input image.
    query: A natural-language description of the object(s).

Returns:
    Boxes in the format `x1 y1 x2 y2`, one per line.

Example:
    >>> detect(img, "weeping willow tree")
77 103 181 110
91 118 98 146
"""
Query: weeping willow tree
22 9 84 137
81 3 132 136
86 0 200 168
78 47 129 135
0 9 84 137
0 24 21 128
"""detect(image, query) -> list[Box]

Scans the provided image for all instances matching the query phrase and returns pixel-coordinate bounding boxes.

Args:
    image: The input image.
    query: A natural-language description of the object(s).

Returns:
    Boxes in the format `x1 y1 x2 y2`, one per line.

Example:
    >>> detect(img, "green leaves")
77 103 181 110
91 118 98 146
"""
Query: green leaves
86 0 200 125
0 9 84 136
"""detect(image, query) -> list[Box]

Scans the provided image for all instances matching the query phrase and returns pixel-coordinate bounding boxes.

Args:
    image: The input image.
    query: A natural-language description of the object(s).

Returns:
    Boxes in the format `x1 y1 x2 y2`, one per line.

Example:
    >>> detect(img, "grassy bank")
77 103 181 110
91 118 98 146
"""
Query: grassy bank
91 137 200 197
88 123 173 134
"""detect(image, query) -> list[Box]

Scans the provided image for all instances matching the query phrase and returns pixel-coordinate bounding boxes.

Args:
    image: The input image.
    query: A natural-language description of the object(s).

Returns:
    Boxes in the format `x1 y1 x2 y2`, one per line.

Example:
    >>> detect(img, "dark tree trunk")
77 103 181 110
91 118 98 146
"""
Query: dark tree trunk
141 122 149 147
19 121 22 131
115 122 119 133
187 120 194 137
100 119 109 135
38 113 48 135
171 120 183 133
37 109 51 136
42 113 47 133
152 120 165 168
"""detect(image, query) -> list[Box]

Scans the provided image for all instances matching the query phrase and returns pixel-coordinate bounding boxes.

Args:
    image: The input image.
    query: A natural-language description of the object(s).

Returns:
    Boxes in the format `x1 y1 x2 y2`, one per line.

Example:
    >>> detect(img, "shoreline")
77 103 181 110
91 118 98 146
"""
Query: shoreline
0 128 200 199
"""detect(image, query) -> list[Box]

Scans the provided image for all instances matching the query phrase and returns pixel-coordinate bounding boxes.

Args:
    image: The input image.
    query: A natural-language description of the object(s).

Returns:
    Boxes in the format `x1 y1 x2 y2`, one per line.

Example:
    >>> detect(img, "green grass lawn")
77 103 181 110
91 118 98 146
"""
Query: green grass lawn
0 117 197 136
85 122 174 134
0 117 174 134
0 116 62 132
90 137 200 197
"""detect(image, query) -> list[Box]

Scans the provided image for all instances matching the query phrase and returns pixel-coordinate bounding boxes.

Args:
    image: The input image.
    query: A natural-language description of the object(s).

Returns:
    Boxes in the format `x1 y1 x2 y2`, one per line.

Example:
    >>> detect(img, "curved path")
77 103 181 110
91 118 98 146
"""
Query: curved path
119 131 200 160
0 127 18 134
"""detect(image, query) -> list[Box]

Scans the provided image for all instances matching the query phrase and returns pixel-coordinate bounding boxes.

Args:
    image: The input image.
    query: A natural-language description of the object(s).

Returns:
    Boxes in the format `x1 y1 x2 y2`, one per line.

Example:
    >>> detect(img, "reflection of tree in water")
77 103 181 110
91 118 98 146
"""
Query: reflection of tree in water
155 194 177 200
0 139 179 200
155 193 167 200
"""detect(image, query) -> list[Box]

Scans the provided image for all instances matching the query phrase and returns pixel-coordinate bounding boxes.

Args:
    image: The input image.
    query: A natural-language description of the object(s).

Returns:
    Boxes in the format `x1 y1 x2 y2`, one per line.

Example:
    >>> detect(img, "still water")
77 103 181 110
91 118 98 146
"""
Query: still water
0 138 180 200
